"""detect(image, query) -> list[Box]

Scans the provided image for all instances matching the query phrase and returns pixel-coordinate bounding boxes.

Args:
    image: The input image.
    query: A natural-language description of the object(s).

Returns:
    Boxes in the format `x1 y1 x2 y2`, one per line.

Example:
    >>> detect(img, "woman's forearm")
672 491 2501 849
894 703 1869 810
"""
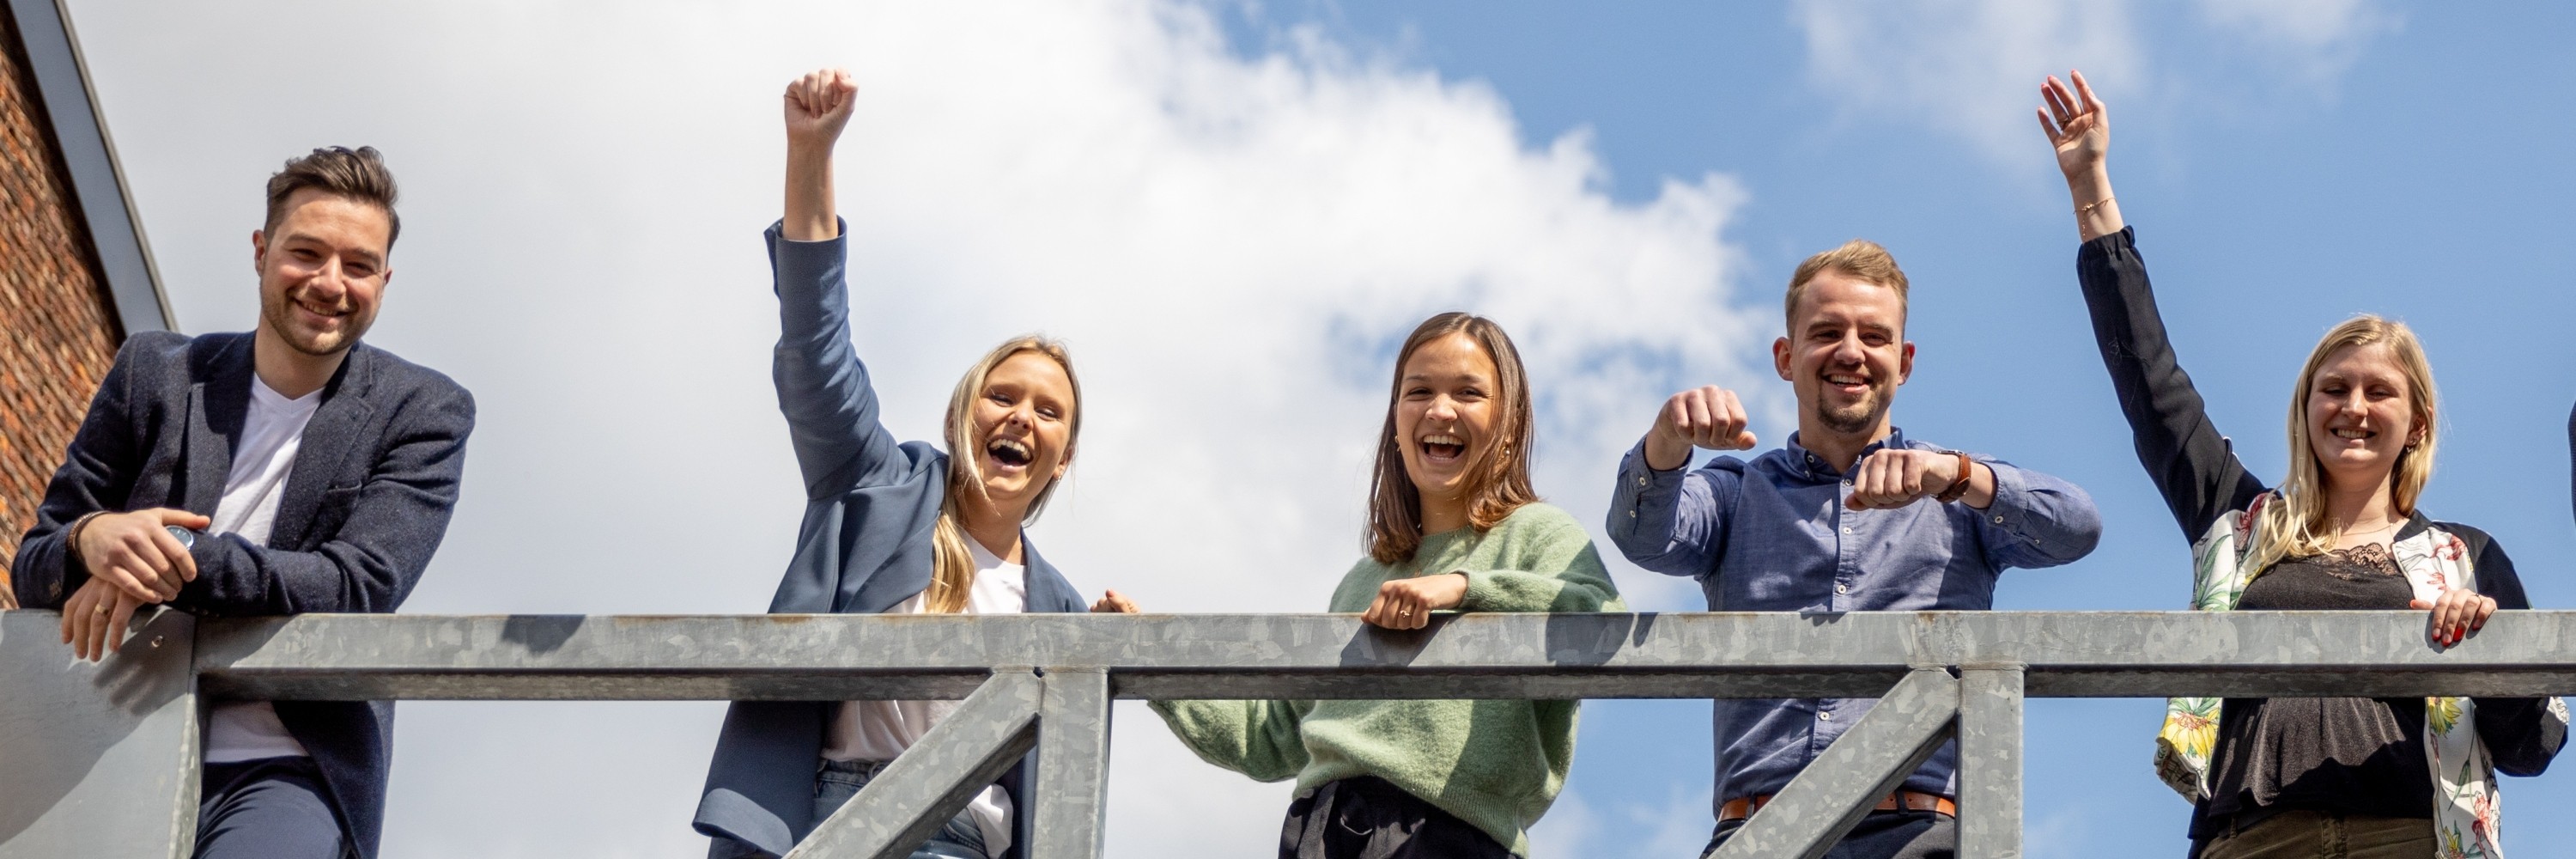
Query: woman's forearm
784 142 837 241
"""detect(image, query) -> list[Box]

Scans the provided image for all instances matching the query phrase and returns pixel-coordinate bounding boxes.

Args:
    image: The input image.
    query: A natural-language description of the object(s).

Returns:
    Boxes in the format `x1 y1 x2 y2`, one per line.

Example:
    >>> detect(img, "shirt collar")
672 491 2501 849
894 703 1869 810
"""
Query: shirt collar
1782 427 1908 481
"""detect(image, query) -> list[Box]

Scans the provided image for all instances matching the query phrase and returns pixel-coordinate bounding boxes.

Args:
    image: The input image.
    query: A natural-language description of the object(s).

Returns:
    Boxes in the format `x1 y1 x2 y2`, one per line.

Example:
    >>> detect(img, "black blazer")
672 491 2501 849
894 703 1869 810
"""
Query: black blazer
13 330 474 858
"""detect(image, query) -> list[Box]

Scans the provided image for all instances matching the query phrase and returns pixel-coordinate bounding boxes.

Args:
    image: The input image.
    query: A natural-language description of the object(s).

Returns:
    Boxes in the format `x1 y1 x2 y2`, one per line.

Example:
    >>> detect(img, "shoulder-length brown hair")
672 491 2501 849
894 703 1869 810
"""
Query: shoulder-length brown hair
1366 313 1538 565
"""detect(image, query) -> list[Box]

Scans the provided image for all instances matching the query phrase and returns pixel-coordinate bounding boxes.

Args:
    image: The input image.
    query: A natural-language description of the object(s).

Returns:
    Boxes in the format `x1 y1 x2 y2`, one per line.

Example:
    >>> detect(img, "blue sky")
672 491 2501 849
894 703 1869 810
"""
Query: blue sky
1225 3 2576 855
62 0 2576 856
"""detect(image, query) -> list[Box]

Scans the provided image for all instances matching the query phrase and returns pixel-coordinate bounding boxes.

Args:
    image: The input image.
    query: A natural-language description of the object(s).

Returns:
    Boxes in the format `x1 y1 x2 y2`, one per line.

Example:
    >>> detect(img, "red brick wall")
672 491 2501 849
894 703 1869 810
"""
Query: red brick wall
1 8 125 608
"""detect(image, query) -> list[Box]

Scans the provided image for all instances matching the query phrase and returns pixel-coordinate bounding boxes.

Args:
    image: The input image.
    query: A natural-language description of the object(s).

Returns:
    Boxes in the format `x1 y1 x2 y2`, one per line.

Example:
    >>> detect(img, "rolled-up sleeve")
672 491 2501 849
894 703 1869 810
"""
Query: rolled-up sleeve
1972 457 2102 570
1607 441 1733 578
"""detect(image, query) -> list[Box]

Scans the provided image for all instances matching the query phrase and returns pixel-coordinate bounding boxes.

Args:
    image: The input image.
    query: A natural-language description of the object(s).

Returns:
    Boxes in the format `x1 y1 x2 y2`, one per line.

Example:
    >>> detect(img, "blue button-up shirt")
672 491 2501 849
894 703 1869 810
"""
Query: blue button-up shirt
1607 428 2100 807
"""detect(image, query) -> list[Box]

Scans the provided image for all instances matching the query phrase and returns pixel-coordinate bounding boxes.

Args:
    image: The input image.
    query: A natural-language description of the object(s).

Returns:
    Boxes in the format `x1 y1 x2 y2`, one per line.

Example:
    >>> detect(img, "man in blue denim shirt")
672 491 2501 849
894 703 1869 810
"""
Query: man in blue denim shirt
1607 240 2100 859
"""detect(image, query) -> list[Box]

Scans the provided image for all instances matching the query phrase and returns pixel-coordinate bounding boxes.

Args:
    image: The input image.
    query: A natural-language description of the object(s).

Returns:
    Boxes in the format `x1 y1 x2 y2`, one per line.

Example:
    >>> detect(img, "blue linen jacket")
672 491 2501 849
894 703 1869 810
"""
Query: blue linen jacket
12 331 476 859
692 223 1088 859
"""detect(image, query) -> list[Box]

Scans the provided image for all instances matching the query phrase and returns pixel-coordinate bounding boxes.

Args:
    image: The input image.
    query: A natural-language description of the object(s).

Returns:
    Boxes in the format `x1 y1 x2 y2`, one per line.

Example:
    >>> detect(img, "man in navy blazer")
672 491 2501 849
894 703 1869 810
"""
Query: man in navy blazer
12 146 473 859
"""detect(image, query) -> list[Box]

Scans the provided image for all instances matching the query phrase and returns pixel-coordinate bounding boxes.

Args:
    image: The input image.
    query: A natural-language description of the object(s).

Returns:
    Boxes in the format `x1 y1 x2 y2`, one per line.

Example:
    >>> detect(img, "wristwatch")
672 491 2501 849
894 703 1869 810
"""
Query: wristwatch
1933 450 1976 504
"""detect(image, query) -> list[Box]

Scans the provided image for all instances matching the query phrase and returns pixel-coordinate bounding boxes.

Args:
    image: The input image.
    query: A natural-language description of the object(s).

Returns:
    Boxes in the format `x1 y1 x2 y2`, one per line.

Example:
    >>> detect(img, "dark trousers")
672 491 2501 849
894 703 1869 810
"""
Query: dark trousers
1702 809 1953 859
197 757 349 859
1279 777 1515 859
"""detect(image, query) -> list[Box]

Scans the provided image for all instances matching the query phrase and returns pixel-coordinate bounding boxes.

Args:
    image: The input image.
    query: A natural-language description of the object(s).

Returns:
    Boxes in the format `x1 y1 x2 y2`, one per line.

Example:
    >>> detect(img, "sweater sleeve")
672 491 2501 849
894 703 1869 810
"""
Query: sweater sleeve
2452 527 2569 777
1459 506 1625 613
2076 228 2269 539
1147 698 1313 783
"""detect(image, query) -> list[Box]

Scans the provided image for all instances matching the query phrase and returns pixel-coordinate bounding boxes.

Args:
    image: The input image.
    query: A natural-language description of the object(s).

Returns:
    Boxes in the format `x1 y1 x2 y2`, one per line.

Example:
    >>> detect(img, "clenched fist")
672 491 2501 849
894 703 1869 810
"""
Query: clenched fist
784 68 856 150
1643 386 1758 471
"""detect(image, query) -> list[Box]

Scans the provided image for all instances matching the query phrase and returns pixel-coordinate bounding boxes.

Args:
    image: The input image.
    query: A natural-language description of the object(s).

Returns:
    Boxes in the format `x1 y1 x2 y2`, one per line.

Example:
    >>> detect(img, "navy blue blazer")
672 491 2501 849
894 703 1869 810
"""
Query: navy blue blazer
693 224 1088 859
13 330 475 858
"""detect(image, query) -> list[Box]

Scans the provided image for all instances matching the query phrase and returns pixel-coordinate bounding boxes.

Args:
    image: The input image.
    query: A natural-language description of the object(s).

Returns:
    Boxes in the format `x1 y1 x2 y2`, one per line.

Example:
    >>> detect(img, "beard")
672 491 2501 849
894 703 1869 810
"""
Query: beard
1815 390 1885 436
261 293 369 356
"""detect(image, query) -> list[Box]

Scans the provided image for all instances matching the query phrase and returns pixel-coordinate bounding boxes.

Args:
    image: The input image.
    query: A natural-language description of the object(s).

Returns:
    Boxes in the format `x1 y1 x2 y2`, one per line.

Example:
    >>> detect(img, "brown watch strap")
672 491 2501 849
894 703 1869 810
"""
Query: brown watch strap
1933 451 1975 504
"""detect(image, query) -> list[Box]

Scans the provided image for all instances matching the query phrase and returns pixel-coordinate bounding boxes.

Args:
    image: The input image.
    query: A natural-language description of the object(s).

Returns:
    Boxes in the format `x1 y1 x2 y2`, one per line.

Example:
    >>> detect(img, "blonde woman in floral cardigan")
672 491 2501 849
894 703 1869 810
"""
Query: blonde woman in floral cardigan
2039 70 2567 859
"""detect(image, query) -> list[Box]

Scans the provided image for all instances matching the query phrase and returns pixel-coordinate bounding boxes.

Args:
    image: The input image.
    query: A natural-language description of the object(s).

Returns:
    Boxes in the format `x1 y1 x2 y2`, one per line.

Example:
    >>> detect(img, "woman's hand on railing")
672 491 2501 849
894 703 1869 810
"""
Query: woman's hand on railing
1361 573 1467 631
1090 589 1139 613
2412 588 2497 649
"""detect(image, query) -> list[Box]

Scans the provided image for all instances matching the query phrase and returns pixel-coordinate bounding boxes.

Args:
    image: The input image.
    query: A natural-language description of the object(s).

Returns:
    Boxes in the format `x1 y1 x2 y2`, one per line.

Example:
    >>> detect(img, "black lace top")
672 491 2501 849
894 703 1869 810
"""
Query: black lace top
2198 545 2432 834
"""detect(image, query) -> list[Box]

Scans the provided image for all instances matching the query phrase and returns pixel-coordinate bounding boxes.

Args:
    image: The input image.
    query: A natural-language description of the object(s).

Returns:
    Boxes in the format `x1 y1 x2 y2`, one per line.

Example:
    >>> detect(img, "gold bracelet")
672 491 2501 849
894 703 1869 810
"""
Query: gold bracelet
2075 196 2115 216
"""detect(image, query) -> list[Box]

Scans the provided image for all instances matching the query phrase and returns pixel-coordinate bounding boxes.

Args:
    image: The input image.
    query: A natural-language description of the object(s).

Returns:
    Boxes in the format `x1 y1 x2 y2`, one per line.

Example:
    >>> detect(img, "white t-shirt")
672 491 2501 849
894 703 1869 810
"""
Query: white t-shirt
201 375 324 764
823 538 1029 855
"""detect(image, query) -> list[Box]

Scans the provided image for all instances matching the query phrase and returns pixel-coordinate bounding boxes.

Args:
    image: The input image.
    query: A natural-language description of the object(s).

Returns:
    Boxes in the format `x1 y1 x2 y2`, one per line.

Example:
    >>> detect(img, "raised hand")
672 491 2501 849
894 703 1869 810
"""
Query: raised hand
1360 572 1467 631
1643 385 1758 471
782 68 856 241
2036 70 2123 240
2036 70 2108 180
784 68 856 150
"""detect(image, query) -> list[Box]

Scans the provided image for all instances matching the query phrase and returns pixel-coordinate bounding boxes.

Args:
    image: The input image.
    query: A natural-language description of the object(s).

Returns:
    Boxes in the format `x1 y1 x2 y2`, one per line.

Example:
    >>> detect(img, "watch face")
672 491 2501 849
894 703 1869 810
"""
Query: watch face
165 526 197 549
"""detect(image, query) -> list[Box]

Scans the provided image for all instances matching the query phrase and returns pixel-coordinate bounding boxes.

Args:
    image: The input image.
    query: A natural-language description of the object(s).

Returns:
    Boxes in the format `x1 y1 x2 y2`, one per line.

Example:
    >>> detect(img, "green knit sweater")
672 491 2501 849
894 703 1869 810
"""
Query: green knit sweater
1151 503 1624 856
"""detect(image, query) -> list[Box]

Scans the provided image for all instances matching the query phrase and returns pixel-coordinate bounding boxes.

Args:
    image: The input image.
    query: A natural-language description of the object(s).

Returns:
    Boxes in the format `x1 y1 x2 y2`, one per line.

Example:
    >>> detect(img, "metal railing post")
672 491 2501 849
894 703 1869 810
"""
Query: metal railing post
1958 665 2026 859
1029 668 1113 859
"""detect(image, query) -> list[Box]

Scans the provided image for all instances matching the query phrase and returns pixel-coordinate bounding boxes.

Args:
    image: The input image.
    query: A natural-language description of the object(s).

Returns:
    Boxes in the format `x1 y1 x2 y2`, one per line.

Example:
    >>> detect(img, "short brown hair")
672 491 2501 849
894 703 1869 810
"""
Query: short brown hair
1366 313 1539 565
264 146 401 248
1784 239 1908 331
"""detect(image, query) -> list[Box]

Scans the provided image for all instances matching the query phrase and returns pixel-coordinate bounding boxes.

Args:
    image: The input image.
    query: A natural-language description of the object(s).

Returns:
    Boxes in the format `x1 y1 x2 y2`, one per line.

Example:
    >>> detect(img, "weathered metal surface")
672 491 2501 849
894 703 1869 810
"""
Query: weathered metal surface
787 671 1043 859
0 609 199 859
1957 666 2025 859
186 612 2576 701
1029 669 1112 859
1709 670 1959 859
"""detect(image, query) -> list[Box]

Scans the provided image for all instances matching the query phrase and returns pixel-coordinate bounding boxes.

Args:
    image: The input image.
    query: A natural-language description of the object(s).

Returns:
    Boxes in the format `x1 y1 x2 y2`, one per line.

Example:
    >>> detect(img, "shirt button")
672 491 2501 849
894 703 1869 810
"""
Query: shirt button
1992 515 2005 524
1638 476 1649 487
1628 510 1637 519
1819 710 1834 721
1835 583 1849 594
1841 526 1853 534
1844 479 1853 487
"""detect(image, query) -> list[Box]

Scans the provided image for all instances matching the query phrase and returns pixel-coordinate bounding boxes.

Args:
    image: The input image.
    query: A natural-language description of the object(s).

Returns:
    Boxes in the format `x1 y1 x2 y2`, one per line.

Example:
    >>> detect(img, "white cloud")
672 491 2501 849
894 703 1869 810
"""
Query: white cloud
1789 0 2389 161
62 0 1765 854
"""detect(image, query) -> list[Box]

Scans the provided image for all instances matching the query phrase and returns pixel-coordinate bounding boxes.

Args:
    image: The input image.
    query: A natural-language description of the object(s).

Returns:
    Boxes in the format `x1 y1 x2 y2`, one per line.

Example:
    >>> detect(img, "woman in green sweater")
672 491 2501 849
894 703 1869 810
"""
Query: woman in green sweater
1148 312 1625 858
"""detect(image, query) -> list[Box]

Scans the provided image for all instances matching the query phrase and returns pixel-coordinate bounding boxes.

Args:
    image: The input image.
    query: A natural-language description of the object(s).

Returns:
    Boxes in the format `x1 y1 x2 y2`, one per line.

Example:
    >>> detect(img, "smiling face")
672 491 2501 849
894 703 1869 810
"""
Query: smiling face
1775 269 1913 443
254 188 392 358
963 350 1078 517
2301 342 2424 492
1393 332 1502 522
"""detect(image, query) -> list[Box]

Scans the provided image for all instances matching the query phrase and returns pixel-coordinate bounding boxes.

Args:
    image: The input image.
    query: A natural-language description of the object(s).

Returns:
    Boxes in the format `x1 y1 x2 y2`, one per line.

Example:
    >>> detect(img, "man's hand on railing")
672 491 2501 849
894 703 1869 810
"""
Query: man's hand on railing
1090 589 1139 613
59 577 149 661
1361 573 1467 631
2413 588 2497 649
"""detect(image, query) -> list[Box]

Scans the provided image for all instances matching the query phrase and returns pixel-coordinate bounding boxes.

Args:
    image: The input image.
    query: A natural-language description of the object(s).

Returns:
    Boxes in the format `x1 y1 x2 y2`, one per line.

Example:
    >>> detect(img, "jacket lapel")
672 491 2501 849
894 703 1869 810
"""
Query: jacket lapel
181 338 256 515
1019 539 1076 614
270 347 375 550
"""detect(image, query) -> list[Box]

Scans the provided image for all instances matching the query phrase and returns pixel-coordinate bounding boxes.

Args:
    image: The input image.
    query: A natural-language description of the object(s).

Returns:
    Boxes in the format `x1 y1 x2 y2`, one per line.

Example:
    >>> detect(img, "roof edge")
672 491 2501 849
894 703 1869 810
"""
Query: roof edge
9 0 173 334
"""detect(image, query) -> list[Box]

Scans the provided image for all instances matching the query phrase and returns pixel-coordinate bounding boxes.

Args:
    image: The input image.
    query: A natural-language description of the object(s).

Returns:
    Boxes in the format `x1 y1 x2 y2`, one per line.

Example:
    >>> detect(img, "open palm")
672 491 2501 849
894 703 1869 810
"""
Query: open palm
2037 70 2108 178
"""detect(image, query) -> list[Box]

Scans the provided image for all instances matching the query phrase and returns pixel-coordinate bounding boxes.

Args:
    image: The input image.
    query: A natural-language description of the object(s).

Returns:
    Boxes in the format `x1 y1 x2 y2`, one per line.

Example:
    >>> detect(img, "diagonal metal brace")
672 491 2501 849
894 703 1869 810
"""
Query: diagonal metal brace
786 669 1044 859
1709 668 1959 859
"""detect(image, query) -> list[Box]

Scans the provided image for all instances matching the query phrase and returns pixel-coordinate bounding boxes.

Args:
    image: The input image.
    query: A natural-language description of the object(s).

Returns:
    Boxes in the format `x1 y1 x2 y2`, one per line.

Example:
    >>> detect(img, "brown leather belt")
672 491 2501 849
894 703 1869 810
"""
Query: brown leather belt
1718 790 1956 822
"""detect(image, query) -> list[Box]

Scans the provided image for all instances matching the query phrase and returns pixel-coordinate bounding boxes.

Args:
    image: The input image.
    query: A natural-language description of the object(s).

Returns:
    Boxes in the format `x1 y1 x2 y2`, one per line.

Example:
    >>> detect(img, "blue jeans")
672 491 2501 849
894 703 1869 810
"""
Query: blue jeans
709 759 992 859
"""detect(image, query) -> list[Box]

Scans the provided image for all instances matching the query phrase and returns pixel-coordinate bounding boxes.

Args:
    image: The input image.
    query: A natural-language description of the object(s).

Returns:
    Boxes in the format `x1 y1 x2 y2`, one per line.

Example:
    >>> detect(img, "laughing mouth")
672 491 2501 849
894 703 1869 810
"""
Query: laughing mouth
2330 428 2373 441
1825 372 1868 389
1419 432 1466 460
987 437 1033 467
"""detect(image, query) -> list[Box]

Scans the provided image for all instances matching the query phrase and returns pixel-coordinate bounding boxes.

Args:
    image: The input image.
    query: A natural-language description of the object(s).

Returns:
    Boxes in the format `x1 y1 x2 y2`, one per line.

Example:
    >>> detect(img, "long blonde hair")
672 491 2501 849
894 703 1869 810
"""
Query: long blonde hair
927 336 1081 612
2245 314 2439 574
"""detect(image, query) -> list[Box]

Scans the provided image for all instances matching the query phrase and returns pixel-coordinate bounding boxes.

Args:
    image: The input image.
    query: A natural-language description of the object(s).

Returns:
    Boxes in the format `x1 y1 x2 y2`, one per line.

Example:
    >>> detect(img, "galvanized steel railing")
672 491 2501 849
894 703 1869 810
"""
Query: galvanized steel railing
5 609 2572 858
